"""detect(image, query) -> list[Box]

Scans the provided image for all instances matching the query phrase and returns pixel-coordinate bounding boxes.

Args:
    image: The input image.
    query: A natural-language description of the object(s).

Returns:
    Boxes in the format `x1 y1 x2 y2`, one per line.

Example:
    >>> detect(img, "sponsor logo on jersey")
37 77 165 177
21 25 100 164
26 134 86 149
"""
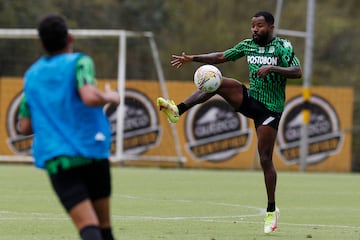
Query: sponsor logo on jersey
105 89 161 155
268 46 275 53
277 94 343 165
247 55 278 65
185 97 252 161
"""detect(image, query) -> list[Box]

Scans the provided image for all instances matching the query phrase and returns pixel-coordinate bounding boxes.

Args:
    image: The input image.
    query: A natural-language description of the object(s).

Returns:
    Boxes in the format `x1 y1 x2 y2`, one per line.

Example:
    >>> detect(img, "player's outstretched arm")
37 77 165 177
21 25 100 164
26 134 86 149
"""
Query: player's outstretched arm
171 52 227 68
79 83 120 107
171 52 193 68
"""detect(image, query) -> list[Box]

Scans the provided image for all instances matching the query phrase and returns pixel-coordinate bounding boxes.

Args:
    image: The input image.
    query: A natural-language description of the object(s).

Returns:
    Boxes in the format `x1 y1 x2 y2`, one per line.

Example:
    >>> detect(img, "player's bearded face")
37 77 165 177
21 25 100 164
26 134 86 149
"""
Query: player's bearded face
251 16 273 46
252 31 270 45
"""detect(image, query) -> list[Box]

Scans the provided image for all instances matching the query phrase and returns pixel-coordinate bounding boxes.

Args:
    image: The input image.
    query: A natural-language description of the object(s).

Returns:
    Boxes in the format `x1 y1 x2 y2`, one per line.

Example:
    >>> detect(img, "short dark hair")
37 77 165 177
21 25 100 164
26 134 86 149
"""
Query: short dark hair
253 11 275 25
37 14 68 53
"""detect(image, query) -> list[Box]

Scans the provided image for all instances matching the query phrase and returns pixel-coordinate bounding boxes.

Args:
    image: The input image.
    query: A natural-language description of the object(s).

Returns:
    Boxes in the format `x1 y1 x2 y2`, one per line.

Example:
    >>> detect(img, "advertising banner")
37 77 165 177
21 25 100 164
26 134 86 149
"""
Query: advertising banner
0 78 353 172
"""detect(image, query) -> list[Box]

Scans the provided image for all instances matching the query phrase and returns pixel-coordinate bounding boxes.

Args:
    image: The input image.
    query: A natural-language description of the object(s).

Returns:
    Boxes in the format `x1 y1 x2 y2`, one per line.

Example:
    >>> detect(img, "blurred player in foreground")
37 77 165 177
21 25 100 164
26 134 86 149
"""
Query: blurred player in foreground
157 11 302 234
17 14 120 240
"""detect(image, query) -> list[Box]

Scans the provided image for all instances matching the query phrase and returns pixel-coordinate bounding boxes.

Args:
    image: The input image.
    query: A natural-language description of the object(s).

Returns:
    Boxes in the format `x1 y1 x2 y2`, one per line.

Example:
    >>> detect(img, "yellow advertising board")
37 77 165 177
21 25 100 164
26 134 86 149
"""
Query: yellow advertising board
0 78 353 172
274 86 353 172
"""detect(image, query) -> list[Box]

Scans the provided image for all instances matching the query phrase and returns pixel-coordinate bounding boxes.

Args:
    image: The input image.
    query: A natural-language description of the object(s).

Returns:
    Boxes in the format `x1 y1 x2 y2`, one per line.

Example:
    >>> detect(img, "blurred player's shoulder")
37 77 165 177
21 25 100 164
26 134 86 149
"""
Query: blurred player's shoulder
276 37 294 49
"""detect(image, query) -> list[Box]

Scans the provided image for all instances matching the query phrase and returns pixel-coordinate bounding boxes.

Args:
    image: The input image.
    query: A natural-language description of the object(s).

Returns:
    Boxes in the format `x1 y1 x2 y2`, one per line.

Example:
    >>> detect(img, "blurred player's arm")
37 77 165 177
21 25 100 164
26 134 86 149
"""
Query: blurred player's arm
76 55 120 107
17 95 33 135
79 84 120 107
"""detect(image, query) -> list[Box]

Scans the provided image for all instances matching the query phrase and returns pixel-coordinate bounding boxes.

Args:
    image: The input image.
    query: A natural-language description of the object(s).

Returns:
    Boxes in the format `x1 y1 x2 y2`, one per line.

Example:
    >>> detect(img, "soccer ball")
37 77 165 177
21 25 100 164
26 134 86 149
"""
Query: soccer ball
193 65 222 93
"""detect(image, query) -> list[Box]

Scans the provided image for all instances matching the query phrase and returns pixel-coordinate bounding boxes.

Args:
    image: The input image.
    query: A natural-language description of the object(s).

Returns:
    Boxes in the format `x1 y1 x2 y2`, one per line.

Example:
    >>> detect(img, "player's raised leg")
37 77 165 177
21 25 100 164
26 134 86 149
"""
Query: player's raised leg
213 77 245 109
157 77 245 123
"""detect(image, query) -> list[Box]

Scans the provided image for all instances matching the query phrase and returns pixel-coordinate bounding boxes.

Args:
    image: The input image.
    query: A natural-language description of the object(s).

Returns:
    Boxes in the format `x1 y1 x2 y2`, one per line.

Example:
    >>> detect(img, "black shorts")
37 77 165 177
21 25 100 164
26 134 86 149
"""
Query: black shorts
48 159 111 212
237 86 282 130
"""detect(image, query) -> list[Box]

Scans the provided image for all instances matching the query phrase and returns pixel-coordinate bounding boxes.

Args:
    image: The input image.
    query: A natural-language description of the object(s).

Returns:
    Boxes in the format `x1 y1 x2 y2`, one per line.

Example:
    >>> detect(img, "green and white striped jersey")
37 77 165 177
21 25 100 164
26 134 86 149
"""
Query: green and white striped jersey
224 37 301 112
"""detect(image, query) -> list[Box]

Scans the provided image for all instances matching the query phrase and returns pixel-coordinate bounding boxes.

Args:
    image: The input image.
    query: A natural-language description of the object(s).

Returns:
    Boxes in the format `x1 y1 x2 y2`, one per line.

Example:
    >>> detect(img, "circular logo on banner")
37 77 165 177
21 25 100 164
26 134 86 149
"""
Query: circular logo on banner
277 94 343 165
104 88 161 155
185 97 252 162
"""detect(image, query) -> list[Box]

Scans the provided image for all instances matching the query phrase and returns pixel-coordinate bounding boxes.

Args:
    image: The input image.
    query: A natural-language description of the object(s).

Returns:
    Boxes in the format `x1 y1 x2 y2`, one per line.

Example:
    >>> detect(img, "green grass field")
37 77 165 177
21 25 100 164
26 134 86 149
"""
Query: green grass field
0 164 359 240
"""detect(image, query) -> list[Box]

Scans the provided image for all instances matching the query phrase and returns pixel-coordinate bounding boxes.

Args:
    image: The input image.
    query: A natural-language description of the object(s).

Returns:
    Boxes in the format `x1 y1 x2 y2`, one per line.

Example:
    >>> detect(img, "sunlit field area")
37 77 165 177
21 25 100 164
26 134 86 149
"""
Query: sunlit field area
0 164 359 240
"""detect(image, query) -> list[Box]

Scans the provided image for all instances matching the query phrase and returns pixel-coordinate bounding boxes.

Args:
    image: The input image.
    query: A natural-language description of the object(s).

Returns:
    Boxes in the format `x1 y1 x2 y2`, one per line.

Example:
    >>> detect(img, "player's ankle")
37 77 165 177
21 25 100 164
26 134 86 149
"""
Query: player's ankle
267 202 276 212
177 102 188 115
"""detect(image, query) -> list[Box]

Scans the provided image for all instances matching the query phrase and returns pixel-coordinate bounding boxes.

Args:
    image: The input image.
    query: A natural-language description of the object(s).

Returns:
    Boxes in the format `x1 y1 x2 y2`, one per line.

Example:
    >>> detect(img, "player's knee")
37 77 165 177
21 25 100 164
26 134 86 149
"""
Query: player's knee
259 156 273 170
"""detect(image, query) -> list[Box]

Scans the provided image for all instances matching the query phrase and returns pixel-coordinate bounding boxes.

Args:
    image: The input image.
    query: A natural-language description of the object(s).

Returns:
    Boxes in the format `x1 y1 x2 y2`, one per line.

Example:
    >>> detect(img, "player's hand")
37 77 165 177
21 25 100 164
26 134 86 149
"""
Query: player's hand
104 83 120 105
171 52 193 68
256 65 273 78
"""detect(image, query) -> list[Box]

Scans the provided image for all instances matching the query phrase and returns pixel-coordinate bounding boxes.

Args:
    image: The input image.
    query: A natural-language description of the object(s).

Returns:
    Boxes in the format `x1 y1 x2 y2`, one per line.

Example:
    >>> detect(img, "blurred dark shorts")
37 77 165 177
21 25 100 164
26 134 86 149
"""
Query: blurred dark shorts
47 158 111 212
237 85 282 130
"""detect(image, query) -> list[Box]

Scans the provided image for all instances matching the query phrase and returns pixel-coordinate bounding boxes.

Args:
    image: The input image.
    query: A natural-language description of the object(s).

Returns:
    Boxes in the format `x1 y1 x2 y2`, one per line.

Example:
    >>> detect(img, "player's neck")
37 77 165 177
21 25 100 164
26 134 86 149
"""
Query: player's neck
260 36 275 46
46 45 73 56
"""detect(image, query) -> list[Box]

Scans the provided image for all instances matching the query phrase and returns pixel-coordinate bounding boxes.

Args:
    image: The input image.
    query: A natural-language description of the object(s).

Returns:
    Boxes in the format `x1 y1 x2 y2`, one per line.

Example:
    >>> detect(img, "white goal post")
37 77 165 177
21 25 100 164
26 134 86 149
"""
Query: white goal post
0 28 185 164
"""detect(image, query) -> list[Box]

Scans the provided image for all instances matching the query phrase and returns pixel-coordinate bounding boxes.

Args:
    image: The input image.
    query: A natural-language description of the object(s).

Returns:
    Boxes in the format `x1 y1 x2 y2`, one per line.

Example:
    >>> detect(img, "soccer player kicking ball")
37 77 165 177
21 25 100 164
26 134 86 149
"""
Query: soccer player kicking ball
157 11 302 234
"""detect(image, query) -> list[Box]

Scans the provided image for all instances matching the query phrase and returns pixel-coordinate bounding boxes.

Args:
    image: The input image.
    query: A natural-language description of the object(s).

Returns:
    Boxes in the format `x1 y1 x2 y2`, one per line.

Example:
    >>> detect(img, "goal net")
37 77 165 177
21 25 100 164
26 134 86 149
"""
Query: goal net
0 28 185 165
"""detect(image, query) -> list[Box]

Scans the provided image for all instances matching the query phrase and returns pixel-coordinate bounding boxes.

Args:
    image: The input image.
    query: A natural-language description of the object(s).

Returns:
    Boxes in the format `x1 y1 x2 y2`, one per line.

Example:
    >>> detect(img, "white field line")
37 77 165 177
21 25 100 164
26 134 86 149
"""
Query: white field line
199 219 360 230
1 211 359 230
1 195 359 230
118 194 265 212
